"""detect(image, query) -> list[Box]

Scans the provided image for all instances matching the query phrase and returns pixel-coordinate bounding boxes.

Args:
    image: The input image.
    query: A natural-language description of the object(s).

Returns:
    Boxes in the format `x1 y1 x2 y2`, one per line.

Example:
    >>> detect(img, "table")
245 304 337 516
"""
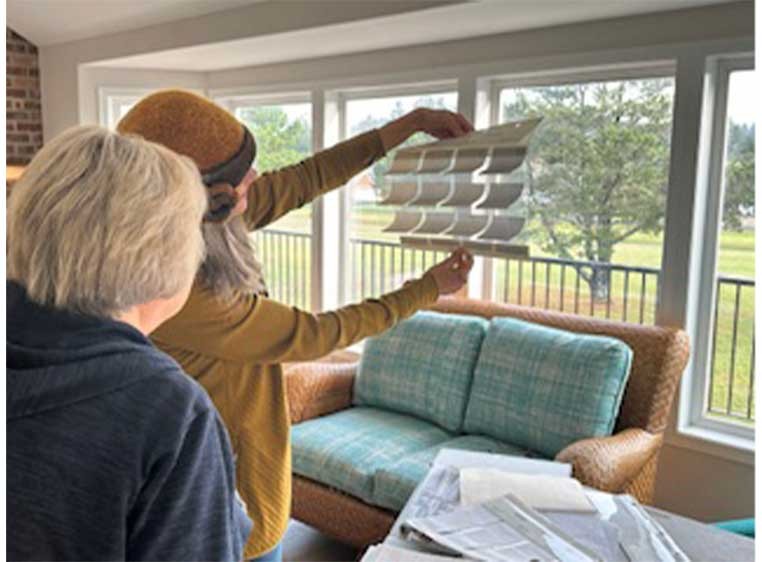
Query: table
383 452 754 561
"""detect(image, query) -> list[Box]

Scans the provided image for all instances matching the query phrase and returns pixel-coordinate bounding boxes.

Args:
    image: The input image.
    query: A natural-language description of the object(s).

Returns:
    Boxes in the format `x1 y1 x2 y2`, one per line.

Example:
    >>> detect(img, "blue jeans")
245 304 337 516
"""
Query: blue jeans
250 542 282 562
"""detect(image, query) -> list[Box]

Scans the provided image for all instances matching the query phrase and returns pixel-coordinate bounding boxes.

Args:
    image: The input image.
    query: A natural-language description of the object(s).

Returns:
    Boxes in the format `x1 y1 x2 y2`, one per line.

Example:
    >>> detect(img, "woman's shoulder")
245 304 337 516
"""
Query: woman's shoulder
118 344 217 421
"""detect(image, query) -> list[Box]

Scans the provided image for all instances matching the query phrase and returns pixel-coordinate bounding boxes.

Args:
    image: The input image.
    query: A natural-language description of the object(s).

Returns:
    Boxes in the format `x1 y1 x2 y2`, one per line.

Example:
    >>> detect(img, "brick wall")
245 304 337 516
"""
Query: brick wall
7 28 43 166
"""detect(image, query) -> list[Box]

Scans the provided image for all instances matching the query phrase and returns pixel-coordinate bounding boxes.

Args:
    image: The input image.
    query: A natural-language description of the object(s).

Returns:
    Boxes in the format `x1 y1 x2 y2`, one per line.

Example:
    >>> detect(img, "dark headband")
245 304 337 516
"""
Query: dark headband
201 127 257 222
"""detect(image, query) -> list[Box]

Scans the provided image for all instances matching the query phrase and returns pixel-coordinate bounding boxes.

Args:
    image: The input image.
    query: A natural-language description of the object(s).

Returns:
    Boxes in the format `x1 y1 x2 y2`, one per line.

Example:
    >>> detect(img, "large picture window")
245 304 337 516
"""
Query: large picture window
492 72 675 325
688 58 755 435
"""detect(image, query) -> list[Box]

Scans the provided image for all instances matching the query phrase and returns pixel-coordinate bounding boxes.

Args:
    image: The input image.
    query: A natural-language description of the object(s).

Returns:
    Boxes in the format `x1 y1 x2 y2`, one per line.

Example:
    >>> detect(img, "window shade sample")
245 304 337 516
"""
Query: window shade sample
381 118 540 259
443 214 489 237
476 183 523 209
383 210 423 233
409 181 451 206
412 211 455 234
463 240 530 258
387 151 422 175
450 147 489 173
440 182 486 207
478 216 525 241
400 235 456 252
418 149 455 174
380 181 418 205
481 147 526 175
400 236 530 260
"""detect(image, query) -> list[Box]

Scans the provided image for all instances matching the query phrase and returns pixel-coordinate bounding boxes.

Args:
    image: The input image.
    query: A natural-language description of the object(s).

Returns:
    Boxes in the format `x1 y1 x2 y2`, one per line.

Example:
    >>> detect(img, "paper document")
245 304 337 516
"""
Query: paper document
404 494 602 562
460 469 596 513
433 448 572 477
361 544 468 562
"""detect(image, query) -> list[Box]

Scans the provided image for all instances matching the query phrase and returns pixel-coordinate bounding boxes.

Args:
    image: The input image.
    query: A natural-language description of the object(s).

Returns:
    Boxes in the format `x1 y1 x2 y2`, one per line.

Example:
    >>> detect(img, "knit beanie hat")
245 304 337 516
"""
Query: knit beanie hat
117 89 256 222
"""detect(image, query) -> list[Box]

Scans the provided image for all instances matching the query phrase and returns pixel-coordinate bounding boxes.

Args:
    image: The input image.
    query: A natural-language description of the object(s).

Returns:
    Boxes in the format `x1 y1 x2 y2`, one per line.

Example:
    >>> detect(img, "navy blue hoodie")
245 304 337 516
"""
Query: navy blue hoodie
7 281 252 561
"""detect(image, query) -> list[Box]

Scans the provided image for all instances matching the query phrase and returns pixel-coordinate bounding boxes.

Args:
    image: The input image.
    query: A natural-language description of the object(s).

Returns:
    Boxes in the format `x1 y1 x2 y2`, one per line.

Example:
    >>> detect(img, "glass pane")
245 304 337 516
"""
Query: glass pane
496 77 675 325
236 103 313 233
344 91 457 302
106 97 138 129
236 102 313 310
707 68 756 423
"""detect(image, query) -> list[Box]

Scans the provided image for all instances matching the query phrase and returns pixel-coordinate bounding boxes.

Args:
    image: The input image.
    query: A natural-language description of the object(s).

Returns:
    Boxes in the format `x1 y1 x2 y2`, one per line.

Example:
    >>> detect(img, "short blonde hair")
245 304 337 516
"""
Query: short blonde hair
7 125 207 317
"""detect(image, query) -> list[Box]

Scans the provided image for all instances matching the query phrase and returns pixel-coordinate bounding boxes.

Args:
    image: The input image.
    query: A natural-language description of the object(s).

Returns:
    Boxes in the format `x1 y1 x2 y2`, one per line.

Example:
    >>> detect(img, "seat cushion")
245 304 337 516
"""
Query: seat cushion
464 317 633 458
372 435 529 511
291 407 449 503
354 311 488 432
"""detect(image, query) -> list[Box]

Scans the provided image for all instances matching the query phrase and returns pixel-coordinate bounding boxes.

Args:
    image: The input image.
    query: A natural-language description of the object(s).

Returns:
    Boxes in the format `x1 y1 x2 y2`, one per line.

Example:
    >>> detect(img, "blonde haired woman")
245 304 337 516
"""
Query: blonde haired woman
7 125 252 561
119 90 474 561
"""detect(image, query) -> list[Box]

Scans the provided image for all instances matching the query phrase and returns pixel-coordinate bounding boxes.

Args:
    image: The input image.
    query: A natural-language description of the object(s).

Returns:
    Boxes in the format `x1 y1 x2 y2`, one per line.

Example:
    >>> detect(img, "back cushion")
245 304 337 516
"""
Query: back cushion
464 317 633 458
354 311 488 432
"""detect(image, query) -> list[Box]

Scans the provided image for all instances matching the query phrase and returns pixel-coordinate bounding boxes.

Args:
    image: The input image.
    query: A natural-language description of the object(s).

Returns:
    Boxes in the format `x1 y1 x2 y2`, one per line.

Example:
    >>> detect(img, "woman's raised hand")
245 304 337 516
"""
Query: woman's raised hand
378 108 475 152
424 247 474 295
413 107 474 140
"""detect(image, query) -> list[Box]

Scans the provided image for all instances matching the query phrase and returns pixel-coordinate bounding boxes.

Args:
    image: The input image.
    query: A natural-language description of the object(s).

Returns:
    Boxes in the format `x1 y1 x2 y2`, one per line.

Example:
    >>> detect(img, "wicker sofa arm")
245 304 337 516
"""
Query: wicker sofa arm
555 428 663 493
284 361 358 424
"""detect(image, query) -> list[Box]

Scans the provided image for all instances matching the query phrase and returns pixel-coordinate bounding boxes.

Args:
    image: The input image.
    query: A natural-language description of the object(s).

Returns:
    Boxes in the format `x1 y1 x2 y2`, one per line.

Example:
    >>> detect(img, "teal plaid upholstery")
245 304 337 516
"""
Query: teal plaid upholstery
373 435 529 511
464 318 633 458
291 407 449 503
354 311 488 432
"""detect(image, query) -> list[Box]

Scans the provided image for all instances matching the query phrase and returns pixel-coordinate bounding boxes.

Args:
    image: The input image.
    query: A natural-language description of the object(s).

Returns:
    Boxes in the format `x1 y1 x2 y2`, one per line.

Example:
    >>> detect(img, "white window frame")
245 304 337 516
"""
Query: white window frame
215 91 312 116
679 54 755 448
333 80 459 305
485 61 676 302
97 87 151 129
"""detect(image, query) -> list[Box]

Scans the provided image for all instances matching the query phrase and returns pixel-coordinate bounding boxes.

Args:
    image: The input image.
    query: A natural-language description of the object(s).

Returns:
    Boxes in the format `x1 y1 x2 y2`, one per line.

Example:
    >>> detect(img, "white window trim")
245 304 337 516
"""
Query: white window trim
97 86 151 129
214 90 312 114
677 54 755 452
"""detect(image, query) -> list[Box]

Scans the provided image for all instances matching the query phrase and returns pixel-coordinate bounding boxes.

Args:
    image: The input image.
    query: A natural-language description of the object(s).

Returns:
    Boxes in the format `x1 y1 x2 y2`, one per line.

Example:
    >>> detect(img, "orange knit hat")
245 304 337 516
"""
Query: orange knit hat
117 89 256 222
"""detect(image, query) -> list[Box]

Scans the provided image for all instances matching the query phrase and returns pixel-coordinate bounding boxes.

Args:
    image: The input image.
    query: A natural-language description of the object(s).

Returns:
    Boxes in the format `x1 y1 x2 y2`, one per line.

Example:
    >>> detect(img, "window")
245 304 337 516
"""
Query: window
492 71 675 325
688 58 755 437
99 88 147 129
218 95 314 309
340 87 458 302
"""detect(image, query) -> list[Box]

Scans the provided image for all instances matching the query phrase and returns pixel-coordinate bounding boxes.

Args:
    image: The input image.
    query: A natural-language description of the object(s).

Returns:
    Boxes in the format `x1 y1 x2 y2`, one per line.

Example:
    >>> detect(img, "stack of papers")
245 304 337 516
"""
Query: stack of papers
361 544 466 562
403 494 602 562
376 449 691 562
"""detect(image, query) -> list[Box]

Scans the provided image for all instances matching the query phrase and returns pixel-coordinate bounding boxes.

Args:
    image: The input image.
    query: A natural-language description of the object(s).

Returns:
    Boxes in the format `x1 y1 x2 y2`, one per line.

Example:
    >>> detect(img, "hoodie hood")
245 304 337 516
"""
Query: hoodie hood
7 281 164 420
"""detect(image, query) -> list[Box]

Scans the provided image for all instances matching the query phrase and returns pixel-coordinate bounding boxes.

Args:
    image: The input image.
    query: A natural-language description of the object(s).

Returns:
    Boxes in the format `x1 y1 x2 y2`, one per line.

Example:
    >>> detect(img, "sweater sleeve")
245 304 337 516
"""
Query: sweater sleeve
244 129 386 230
153 274 439 364
126 401 252 561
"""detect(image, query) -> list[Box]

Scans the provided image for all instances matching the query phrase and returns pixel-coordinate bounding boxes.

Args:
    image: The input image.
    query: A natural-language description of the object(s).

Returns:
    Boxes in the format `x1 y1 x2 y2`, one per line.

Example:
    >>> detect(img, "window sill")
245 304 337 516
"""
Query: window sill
665 421 754 466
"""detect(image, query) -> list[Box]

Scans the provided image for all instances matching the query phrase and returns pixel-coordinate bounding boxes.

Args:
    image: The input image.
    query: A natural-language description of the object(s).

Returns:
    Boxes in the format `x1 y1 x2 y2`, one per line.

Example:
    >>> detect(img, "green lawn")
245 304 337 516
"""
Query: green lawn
257 205 755 423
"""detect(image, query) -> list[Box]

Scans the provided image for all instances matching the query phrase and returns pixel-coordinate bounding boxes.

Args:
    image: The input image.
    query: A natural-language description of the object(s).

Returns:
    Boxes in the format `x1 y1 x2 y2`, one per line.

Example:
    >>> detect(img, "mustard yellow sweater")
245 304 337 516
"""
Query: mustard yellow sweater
151 130 439 558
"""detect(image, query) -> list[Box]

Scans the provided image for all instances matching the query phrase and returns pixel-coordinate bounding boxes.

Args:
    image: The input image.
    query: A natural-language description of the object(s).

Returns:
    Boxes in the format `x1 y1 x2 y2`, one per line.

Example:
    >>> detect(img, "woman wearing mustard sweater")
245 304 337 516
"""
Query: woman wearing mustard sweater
118 90 474 561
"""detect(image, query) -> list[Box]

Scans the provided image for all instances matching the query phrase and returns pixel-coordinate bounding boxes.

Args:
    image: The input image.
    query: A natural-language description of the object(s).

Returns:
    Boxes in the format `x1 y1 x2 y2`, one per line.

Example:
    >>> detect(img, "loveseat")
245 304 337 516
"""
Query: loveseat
285 298 690 548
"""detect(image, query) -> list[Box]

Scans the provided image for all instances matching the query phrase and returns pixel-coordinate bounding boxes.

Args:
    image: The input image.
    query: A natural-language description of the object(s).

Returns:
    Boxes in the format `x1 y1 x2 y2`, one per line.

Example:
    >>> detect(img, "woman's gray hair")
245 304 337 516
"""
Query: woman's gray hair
7 125 207 317
199 217 266 297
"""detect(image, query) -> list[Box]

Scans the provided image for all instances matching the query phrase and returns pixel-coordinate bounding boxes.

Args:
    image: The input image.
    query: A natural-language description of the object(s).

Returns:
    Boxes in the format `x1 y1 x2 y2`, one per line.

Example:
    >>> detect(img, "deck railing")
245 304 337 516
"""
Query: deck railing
257 230 755 422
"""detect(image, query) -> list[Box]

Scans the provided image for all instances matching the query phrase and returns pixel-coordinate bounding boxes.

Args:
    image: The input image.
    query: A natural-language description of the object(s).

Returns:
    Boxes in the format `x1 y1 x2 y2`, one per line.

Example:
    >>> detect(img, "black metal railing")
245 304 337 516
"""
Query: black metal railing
258 232 754 423
493 256 661 325
253 229 311 310
707 275 755 422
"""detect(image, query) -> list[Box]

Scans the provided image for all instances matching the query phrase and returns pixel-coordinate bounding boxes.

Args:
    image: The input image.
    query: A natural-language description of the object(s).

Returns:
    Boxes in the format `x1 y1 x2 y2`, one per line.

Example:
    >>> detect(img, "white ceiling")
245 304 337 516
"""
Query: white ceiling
6 0 265 46
8 0 741 72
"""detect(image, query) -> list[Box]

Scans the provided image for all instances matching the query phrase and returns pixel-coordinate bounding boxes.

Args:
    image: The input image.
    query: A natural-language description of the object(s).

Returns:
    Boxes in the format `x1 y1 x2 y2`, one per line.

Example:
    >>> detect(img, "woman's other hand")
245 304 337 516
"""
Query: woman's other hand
378 108 474 153
423 248 474 295
413 108 474 140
